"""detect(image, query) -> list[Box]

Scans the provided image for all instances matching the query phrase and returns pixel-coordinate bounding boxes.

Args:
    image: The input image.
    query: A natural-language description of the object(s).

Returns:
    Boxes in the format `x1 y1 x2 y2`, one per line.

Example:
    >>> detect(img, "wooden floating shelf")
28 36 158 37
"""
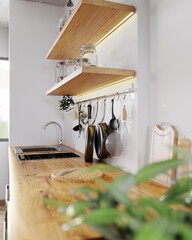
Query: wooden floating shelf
46 66 135 96
47 0 135 60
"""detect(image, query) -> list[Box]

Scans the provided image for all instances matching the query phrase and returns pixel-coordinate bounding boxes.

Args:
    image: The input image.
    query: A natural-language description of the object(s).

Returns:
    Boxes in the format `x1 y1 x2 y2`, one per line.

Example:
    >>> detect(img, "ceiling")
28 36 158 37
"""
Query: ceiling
0 0 68 28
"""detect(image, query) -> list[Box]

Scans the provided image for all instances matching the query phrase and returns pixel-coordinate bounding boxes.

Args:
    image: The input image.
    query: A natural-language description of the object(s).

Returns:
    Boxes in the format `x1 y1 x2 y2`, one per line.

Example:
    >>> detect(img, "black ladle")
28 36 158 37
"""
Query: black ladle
73 104 82 137
109 98 119 130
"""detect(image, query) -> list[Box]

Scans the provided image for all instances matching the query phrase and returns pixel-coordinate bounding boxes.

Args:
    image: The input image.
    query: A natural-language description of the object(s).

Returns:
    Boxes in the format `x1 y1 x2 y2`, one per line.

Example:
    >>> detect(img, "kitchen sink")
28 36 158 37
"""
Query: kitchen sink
17 152 80 160
14 145 70 154
14 145 80 160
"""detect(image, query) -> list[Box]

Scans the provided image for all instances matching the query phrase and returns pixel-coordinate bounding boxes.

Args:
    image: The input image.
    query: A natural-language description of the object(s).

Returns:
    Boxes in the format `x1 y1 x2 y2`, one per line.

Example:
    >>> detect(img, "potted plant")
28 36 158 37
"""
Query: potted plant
45 149 192 240
59 95 75 112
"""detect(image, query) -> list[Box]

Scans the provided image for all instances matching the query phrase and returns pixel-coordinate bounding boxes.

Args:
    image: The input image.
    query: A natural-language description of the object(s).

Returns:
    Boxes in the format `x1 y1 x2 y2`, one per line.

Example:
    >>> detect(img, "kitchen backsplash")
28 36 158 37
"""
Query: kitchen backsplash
61 7 138 173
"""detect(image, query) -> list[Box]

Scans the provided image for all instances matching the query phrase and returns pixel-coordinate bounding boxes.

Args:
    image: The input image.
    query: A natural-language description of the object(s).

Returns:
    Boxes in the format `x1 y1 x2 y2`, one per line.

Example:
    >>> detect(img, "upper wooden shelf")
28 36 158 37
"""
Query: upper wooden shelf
46 66 135 96
47 0 135 60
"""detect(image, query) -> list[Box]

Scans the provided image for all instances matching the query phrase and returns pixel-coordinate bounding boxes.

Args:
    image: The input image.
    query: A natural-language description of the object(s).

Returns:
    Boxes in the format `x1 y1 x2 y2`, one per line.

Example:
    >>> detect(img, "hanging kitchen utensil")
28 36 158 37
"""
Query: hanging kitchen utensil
79 103 88 125
73 103 82 137
105 130 123 156
109 98 119 131
95 99 109 159
120 102 129 146
106 98 123 156
84 101 98 162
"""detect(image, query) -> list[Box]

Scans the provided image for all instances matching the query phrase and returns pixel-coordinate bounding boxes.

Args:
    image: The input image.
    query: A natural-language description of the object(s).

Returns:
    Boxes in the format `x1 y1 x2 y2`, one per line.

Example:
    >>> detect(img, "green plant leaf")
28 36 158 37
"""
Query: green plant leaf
74 185 101 195
43 197 67 209
133 219 173 240
161 177 192 202
134 216 192 240
174 222 192 240
91 224 121 240
65 200 93 217
170 209 192 223
138 197 172 218
107 174 137 205
136 158 191 183
84 208 124 225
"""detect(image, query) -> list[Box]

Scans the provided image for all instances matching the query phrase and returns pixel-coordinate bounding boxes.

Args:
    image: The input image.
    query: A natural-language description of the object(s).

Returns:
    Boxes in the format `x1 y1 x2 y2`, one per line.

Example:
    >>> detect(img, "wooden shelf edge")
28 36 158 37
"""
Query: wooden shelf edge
46 0 83 59
46 1 136 60
46 67 84 95
46 66 136 96
82 0 135 9
81 66 135 75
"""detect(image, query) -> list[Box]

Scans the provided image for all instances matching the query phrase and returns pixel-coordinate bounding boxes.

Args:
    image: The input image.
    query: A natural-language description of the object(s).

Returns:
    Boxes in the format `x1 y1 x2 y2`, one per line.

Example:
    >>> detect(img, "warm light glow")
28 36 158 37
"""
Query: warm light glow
95 12 135 45
78 76 134 97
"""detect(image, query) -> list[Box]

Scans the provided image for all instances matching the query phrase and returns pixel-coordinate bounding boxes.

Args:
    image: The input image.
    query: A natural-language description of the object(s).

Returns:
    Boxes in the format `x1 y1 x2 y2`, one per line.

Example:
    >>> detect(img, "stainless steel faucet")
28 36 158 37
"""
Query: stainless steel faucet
43 121 63 151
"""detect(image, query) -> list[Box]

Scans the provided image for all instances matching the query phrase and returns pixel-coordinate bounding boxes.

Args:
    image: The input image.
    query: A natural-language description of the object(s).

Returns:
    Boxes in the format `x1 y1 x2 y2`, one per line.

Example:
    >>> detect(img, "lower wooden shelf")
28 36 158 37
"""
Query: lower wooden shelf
46 66 136 96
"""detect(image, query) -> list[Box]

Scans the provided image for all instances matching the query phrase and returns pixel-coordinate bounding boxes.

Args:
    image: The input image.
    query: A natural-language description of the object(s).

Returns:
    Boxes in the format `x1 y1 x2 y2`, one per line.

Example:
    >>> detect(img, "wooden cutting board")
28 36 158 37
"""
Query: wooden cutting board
177 138 191 178
149 123 178 186
51 167 103 182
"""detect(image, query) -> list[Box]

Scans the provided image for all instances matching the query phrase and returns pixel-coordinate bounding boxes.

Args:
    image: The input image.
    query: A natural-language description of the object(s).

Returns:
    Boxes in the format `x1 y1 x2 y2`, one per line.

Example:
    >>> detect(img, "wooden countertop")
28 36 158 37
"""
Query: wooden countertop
8 146 168 240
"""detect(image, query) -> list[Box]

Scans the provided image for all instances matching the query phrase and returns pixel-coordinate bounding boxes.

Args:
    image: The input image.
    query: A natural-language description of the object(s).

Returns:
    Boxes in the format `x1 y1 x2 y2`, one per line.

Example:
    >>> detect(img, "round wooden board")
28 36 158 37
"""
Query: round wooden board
51 167 103 182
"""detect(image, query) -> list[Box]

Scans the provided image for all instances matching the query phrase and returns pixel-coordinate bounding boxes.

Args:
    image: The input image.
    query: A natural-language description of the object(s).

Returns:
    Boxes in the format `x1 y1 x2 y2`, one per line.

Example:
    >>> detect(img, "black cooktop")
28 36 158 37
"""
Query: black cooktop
17 152 80 160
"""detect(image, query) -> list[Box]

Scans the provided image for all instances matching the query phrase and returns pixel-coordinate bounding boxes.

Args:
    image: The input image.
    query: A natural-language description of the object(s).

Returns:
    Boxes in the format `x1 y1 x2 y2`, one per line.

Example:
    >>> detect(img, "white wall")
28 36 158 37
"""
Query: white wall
137 0 150 169
61 0 151 174
0 27 8 58
0 27 9 199
61 1 149 174
150 0 192 139
10 0 66 147
0 141 8 199
64 10 138 173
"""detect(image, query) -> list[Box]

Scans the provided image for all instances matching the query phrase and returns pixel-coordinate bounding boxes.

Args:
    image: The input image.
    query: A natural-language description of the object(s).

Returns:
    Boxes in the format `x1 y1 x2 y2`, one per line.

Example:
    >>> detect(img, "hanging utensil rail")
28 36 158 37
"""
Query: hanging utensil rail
77 84 135 104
